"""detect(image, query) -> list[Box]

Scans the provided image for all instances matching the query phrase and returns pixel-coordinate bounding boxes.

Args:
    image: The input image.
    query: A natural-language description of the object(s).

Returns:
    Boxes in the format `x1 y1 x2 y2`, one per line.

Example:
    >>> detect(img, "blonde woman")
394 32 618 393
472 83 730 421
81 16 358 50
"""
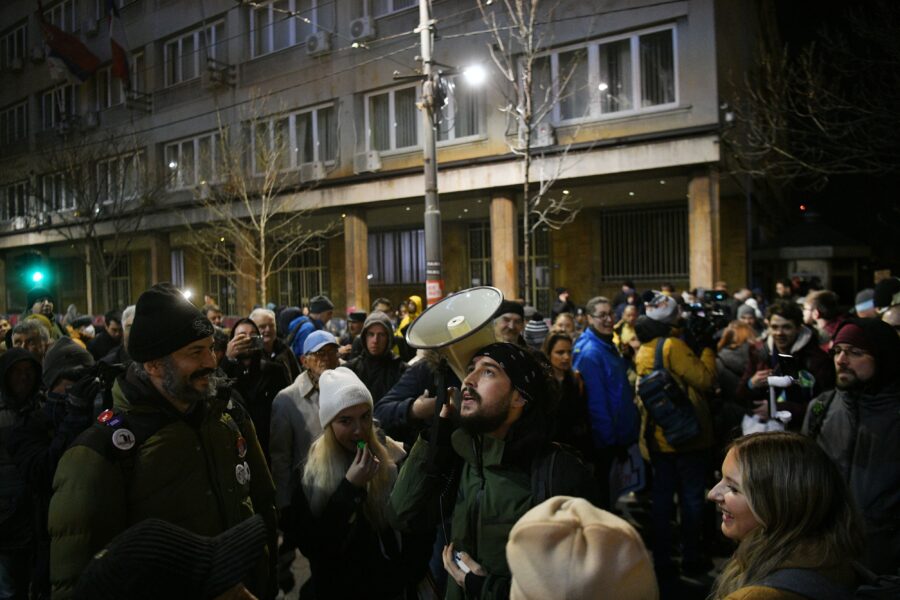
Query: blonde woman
708 432 863 599
285 367 432 599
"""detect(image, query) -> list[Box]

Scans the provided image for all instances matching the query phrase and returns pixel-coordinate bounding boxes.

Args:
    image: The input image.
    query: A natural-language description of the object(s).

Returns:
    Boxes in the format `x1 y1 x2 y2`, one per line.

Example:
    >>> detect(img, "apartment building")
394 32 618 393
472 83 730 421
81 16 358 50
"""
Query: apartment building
0 0 775 315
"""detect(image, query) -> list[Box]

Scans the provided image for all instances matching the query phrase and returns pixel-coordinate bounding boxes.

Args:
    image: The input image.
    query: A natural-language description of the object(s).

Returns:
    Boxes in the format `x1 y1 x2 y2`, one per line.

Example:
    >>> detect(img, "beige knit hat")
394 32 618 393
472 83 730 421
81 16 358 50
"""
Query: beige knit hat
507 496 658 600
318 366 373 427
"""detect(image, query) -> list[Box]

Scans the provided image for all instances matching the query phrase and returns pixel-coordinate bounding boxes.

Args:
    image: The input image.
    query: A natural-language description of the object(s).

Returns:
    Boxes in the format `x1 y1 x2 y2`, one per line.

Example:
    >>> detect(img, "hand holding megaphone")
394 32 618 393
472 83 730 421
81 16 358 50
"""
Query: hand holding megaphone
441 387 460 419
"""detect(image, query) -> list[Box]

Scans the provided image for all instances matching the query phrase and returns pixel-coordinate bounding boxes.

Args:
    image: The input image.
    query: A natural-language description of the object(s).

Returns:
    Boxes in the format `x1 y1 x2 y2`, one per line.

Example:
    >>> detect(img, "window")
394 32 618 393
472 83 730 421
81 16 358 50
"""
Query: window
163 21 225 87
1 181 28 221
96 67 124 109
165 132 221 189
0 102 27 145
366 85 419 152
599 204 688 281
108 255 131 310
41 85 76 130
131 52 145 93
437 77 484 142
1 23 26 70
97 152 144 202
372 0 417 18
208 245 238 315
532 25 677 125
368 229 425 284
277 242 328 307
250 0 330 58
44 1 76 32
468 223 492 286
518 224 551 313
251 104 337 173
170 249 185 288
95 0 136 19
40 172 75 211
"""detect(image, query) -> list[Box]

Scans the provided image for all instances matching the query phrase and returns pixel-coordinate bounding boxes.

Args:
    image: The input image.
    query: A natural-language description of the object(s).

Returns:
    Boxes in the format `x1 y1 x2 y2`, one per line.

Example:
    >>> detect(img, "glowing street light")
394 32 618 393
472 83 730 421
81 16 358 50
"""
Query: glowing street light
462 64 487 87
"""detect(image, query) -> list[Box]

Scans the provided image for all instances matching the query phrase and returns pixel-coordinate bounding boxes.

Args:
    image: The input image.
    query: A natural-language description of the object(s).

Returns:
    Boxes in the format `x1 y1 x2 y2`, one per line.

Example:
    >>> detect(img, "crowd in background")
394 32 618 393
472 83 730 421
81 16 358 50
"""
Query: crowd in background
0 274 899 600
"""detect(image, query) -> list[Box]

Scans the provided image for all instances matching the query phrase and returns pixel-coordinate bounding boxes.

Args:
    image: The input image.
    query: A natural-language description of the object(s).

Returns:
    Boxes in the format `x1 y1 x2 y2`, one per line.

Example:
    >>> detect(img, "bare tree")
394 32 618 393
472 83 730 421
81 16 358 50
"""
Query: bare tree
34 127 165 312
476 0 583 305
723 1 900 190
184 108 339 308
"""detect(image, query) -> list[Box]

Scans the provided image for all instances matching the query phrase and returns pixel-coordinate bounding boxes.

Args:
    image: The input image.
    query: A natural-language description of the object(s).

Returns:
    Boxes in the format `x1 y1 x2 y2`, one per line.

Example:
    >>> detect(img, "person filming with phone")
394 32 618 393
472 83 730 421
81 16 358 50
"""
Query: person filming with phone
223 318 291 460
737 301 833 429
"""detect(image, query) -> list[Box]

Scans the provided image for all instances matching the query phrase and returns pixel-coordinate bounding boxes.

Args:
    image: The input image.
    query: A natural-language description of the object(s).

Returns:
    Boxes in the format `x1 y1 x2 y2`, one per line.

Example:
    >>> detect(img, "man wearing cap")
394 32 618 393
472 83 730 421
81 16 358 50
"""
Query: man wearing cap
269 330 340 512
48 283 277 599
389 342 600 600
572 296 638 509
286 295 334 359
344 311 407 403
25 287 68 341
339 310 366 359
494 300 526 346
803 318 900 574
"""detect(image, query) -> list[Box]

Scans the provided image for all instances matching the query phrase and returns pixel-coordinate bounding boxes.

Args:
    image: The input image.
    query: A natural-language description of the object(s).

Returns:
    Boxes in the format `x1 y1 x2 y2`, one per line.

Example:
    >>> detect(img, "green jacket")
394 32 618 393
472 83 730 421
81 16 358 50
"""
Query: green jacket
390 422 599 600
48 366 277 599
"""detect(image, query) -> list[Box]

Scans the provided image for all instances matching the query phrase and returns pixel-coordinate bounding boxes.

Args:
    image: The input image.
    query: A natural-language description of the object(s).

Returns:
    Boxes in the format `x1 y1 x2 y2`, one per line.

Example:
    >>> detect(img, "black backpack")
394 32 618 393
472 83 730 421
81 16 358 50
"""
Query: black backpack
637 338 701 447
757 564 900 600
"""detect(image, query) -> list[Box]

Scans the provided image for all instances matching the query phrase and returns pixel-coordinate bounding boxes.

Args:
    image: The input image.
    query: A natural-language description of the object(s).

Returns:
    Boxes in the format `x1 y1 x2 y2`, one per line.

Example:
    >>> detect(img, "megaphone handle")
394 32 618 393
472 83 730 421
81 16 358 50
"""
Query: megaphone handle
426 359 448 468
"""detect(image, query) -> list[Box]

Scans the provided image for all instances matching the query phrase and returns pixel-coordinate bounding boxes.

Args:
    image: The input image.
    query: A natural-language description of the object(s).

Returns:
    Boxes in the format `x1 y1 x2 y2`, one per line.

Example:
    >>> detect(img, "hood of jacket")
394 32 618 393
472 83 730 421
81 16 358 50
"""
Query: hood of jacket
361 311 395 358
0 347 42 409
835 317 900 391
634 315 671 344
766 323 815 356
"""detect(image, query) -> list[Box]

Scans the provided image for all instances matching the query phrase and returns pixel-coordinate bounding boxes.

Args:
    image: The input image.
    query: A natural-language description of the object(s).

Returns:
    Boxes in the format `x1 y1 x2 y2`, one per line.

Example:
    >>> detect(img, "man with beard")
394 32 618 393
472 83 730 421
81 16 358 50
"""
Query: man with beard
389 343 600 600
48 283 277 600
344 311 407 403
803 318 900 574
222 318 292 460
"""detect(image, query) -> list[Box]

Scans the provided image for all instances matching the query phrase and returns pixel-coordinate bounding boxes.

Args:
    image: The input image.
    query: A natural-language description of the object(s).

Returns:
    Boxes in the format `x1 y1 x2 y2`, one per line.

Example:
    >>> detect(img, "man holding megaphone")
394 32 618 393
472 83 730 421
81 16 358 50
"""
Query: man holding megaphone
388 288 600 600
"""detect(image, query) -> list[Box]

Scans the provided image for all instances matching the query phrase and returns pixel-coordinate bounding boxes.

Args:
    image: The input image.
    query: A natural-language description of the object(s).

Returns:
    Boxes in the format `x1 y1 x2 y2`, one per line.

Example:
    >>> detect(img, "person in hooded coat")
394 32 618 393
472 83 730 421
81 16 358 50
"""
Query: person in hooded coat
802 318 900 574
0 348 43 597
345 312 408 404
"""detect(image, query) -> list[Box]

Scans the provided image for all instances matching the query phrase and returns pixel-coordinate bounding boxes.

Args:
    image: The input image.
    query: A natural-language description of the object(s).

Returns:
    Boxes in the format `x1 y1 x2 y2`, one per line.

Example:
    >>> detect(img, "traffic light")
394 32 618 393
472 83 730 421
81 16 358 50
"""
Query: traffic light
15 252 50 288
29 268 45 284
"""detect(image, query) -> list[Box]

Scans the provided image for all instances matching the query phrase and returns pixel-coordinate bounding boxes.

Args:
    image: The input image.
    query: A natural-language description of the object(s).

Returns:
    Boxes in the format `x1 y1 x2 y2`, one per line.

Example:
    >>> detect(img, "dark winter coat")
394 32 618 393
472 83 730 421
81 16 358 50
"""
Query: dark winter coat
87 330 120 361
737 325 834 429
269 337 301 382
550 370 594 461
345 314 408 404
48 364 278 599
221 355 291 460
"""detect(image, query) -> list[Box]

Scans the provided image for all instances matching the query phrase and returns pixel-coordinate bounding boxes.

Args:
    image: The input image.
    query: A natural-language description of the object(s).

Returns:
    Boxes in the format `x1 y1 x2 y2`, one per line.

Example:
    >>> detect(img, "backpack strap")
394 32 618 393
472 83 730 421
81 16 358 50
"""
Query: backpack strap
806 392 836 440
74 409 172 484
653 337 666 371
285 316 309 347
756 568 855 600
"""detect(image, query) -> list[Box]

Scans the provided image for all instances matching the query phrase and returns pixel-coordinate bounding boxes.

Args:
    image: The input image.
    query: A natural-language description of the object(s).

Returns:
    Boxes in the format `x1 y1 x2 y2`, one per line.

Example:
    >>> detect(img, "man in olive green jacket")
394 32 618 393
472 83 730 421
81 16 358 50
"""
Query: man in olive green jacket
389 343 600 600
48 283 277 599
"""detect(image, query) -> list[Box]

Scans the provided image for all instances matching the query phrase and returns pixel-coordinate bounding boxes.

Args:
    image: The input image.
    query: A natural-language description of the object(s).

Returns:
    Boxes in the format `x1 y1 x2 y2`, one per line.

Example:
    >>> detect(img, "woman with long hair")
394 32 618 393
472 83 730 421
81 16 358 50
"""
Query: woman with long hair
542 332 593 460
286 367 431 599
708 431 864 599
714 320 759 448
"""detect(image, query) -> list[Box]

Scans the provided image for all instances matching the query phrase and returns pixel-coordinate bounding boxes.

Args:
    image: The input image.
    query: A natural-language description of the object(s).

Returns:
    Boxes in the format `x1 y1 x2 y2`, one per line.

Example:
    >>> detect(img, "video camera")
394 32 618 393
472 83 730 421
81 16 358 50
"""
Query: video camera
685 290 731 342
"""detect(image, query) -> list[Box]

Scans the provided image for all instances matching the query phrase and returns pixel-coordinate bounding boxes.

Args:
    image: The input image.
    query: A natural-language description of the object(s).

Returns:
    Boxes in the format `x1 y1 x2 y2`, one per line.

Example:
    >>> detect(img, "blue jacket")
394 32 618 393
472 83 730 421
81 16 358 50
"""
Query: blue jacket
572 327 638 448
287 316 323 357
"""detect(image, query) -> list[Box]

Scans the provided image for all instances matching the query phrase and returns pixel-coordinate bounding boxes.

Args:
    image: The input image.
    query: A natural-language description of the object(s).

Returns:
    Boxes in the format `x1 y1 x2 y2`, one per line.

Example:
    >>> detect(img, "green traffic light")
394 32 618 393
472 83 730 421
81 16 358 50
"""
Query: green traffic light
31 270 44 283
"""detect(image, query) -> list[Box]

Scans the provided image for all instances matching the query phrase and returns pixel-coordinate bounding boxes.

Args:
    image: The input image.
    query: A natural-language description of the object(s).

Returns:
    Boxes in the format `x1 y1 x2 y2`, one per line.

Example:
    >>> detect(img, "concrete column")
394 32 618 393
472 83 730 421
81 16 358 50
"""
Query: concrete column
343 209 369 313
149 233 171 284
688 167 721 290
490 191 518 299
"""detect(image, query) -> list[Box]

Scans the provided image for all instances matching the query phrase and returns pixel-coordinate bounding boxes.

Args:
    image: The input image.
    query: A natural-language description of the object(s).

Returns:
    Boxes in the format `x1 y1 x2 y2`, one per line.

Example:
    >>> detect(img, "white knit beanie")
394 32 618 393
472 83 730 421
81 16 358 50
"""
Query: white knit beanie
645 292 680 325
507 496 659 600
317 367 373 427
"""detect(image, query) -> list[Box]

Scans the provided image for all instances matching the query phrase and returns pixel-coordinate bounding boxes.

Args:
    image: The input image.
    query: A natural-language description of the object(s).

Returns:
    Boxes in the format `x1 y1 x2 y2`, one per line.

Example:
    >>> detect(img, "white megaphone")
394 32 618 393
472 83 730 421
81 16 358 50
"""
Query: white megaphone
405 286 503 381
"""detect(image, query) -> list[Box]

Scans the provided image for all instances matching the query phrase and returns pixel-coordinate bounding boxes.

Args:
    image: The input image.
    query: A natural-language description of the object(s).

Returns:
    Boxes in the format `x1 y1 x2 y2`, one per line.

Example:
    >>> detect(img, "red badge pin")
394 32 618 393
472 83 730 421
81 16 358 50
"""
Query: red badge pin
97 409 114 424
236 436 247 459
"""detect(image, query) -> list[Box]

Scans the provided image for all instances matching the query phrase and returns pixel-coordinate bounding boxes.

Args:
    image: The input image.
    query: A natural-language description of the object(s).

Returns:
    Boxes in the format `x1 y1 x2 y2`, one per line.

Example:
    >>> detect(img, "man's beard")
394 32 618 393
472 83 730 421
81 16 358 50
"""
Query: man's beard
458 387 509 434
836 368 865 391
161 358 220 407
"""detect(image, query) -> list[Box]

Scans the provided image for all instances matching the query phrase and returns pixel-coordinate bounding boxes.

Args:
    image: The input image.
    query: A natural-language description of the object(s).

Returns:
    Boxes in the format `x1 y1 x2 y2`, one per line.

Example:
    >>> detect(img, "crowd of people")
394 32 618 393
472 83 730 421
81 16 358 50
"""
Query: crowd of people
0 274 898 600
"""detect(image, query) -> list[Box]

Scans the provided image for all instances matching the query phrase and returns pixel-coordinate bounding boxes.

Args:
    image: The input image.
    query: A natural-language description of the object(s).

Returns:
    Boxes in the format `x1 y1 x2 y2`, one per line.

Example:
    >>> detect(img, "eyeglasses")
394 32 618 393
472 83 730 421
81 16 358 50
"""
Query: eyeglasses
591 312 613 321
829 345 871 359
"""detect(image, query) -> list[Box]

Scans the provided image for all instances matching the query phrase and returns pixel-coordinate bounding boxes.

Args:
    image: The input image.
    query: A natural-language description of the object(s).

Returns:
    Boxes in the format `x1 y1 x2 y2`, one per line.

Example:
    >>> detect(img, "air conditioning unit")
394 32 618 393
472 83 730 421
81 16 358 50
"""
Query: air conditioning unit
353 150 382 174
83 111 99 128
305 31 332 56
532 122 556 148
83 19 99 37
12 216 27 230
10 57 23 72
300 161 327 183
31 45 45 63
349 17 376 43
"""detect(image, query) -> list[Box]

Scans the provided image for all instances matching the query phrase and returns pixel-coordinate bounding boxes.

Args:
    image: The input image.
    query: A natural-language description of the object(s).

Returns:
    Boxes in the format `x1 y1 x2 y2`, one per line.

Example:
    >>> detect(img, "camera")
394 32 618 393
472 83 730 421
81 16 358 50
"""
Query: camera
250 335 265 352
685 291 730 342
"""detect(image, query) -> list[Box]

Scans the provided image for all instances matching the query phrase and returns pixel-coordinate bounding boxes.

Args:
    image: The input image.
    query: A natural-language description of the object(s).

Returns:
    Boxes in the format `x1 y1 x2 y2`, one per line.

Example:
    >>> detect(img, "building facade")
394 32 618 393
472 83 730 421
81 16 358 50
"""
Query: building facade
0 0 775 316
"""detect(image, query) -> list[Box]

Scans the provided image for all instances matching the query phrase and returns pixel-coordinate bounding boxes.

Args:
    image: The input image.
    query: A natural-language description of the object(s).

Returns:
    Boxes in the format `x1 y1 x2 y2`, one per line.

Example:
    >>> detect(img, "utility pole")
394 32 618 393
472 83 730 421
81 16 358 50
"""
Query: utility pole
417 0 444 307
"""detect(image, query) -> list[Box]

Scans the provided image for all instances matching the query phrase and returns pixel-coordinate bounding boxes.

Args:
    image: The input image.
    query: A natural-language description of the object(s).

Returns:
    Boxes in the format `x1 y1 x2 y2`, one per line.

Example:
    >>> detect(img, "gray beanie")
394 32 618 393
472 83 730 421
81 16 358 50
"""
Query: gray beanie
645 292 679 325
737 304 756 319
43 337 95 389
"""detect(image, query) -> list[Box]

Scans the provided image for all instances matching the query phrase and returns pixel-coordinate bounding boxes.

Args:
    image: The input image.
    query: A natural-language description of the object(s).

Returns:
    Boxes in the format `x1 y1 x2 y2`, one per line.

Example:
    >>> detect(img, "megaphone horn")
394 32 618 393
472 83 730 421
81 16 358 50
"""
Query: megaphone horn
405 286 503 381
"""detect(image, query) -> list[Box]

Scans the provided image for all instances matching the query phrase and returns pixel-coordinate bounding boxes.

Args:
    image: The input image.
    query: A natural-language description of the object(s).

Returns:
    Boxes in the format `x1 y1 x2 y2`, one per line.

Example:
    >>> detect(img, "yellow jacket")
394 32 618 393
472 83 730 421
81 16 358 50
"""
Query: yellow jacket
634 336 715 457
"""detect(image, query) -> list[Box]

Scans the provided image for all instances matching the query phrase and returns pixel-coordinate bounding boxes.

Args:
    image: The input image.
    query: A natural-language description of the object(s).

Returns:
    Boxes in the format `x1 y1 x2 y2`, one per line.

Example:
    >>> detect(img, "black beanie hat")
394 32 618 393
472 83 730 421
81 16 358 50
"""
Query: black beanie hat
128 283 214 362
495 300 525 319
73 515 267 600
26 287 54 308
43 337 95 389
308 295 334 314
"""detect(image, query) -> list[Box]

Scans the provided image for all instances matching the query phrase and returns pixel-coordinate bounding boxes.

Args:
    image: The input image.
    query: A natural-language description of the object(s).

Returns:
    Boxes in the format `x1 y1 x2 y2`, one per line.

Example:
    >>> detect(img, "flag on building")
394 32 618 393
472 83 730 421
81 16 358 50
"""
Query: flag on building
36 0 101 84
107 0 130 90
